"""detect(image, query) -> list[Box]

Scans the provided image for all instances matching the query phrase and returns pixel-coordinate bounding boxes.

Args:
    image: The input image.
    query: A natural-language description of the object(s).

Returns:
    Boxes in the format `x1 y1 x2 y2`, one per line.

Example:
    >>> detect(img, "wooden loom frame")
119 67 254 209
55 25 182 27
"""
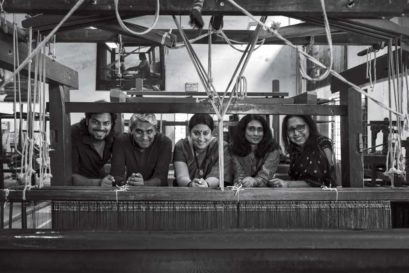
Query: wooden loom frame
2 1 409 272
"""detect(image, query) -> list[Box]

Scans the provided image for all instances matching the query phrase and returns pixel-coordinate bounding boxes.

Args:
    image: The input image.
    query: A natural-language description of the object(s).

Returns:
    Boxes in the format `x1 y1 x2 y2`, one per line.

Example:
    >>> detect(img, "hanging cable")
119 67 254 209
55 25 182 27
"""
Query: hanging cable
114 0 160 36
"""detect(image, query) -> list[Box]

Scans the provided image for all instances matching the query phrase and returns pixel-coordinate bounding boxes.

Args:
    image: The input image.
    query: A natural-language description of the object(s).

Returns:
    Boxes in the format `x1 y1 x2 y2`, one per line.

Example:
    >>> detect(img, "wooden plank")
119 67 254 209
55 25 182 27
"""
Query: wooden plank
49 85 72 186
293 92 317 104
126 97 294 104
65 101 346 116
3 230 409 272
340 87 363 187
2 187 409 202
4 229 409 249
126 91 289 97
54 27 386 46
4 0 409 17
331 50 409 93
0 32 78 89
22 14 116 31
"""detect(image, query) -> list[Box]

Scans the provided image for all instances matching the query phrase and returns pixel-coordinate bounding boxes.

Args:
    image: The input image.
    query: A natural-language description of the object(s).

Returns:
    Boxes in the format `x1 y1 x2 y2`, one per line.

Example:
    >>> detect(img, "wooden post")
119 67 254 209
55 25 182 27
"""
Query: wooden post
340 87 363 187
49 85 72 186
272 80 280 142
0 118 4 190
159 45 166 90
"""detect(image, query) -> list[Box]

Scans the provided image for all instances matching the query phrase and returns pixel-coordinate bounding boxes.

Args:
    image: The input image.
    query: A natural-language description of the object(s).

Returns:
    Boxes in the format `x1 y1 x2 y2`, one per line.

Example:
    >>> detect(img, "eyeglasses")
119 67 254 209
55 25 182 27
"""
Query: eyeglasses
287 124 306 135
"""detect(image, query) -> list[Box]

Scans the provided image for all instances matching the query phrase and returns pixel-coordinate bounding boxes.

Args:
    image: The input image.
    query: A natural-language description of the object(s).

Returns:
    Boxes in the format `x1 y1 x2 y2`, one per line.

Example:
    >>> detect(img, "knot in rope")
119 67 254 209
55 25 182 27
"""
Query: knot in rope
114 184 129 203
231 184 244 202
321 185 339 201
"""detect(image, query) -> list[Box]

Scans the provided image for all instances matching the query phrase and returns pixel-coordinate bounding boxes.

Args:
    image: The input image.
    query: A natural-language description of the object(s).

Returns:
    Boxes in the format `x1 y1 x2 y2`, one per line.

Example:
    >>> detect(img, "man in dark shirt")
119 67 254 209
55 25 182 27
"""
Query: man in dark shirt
111 113 172 186
71 112 117 186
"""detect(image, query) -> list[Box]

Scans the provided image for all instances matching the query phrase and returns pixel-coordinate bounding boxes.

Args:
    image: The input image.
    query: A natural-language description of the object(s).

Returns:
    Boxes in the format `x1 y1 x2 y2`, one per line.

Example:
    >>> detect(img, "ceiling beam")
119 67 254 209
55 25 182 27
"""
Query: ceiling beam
4 0 409 17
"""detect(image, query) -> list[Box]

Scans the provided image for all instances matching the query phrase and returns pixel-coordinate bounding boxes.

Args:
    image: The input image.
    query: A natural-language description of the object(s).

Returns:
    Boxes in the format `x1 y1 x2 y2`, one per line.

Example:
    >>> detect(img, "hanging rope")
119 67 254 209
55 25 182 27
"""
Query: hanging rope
298 0 333 81
225 0 406 119
1 0 86 90
114 0 160 36
173 15 222 119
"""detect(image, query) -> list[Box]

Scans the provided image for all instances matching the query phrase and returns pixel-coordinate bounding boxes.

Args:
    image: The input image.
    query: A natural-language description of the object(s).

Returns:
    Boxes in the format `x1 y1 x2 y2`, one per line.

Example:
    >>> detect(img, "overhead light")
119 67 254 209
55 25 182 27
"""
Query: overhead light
105 42 118 49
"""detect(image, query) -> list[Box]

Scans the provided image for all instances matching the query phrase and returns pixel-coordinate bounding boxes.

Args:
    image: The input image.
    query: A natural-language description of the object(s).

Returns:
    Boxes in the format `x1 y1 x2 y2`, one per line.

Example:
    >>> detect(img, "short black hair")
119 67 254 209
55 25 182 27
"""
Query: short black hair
188 113 214 132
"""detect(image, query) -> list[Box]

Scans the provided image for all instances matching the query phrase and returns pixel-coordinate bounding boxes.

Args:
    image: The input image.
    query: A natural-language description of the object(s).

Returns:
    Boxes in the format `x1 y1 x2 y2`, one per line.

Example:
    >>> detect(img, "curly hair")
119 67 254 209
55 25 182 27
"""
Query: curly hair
281 115 320 153
230 114 280 158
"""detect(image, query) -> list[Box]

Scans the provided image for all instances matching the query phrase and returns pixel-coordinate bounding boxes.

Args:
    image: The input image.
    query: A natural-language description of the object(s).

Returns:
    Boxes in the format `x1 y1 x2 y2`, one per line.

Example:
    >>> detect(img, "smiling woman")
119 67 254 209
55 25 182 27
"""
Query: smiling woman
269 115 336 188
173 113 232 188
229 114 281 187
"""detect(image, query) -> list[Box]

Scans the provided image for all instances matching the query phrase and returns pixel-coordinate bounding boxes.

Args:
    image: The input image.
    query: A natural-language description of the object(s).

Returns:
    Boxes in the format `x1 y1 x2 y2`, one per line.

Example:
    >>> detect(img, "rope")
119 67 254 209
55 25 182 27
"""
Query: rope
217 29 265 53
298 0 333 81
321 186 338 201
173 15 222 119
115 185 129 203
173 31 215 48
231 184 244 202
3 189 9 209
225 0 405 119
1 0 87 89
114 0 160 36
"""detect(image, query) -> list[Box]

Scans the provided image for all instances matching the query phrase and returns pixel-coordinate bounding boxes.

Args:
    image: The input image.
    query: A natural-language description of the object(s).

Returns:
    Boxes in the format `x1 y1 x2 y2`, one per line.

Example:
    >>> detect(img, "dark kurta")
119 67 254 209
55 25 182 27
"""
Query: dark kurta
110 133 172 186
71 120 115 179
288 135 334 187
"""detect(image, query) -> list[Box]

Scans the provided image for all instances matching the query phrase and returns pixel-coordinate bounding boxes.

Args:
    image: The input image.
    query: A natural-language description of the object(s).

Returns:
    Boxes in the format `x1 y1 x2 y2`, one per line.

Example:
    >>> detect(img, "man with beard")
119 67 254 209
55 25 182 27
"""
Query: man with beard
71 112 117 186
111 113 172 186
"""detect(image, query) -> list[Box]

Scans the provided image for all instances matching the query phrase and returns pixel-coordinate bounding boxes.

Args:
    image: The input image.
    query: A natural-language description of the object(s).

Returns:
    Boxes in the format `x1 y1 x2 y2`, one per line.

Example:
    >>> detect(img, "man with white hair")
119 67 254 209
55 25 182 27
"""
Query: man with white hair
110 113 172 186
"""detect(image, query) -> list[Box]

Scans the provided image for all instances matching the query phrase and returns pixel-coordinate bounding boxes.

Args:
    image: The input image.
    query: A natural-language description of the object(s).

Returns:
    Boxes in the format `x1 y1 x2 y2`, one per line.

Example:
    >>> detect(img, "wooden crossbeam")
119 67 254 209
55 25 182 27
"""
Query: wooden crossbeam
125 91 289 97
54 27 387 46
65 101 346 115
22 15 176 47
3 229 409 273
2 187 409 201
4 0 409 17
0 32 78 89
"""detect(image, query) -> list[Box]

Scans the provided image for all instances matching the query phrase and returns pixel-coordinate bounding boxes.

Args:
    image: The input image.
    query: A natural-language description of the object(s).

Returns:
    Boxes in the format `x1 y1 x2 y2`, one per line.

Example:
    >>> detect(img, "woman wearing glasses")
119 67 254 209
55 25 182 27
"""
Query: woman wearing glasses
230 114 281 187
269 115 336 188
173 113 231 188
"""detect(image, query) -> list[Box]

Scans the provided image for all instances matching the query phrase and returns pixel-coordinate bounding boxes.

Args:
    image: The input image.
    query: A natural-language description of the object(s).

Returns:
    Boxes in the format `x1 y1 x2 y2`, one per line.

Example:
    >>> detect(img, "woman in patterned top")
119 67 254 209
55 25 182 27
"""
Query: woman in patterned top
269 115 336 188
230 114 281 187
173 113 231 188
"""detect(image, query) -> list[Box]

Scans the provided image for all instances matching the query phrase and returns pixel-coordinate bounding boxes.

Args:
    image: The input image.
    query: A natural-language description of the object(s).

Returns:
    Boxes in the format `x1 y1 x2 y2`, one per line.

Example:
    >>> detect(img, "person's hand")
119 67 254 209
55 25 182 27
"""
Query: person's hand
127 173 144 186
190 178 209 188
268 178 289 188
100 175 115 187
241 177 257 187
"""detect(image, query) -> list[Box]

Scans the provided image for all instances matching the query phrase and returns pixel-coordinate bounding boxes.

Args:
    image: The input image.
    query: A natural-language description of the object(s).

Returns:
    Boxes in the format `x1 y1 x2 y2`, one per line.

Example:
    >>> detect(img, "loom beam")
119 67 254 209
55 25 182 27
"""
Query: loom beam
4 0 409 17
1 230 409 273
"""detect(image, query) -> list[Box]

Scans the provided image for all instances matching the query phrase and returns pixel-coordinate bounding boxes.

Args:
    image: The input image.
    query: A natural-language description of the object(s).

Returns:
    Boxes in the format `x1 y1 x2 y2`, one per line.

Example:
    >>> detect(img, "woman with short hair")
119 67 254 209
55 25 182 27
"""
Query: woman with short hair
269 115 336 188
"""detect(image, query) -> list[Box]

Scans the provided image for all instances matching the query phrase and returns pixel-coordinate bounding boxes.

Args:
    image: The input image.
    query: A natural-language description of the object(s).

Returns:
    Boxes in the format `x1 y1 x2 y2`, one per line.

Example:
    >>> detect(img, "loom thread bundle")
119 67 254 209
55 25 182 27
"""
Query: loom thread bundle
51 200 391 230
